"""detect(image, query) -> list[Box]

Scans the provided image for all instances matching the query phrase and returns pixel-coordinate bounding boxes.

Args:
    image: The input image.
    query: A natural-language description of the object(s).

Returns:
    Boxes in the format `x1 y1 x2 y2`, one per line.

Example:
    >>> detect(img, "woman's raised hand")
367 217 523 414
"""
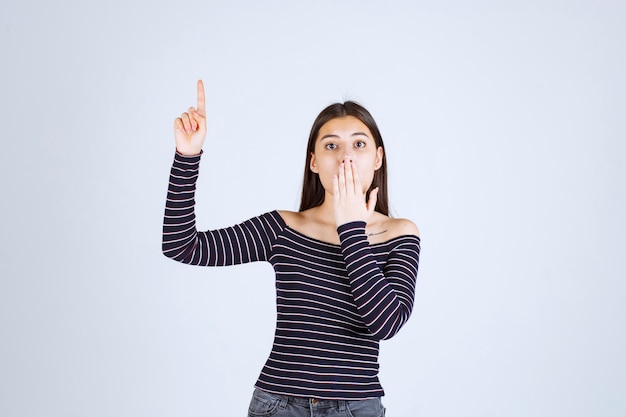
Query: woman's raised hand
174 80 206 156
332 158 379 227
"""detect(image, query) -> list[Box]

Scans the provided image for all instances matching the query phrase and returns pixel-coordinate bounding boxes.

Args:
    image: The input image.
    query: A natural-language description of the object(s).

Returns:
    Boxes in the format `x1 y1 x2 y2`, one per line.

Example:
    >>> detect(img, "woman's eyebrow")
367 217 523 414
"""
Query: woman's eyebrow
320 132 370 140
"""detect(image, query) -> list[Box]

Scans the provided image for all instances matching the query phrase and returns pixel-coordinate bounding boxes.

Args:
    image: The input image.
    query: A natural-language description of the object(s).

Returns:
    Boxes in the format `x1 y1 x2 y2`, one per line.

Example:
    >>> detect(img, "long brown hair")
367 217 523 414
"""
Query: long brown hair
298 101 389 215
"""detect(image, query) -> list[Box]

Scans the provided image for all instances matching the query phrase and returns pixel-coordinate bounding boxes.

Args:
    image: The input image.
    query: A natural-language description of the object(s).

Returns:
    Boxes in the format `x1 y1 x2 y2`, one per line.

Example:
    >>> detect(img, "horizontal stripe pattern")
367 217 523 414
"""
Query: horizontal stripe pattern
162 152 282 265
162 152 420 400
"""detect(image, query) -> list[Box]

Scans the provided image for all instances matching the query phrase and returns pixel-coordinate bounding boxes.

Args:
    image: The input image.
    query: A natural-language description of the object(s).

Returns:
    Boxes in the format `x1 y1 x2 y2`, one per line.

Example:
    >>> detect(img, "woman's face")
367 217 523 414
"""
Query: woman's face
310 116 383 195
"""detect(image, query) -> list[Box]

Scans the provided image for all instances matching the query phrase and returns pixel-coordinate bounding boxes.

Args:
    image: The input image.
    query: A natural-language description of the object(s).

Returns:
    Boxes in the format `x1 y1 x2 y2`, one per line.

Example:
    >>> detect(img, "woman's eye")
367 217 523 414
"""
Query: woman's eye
355 141 366 148
325 143 337 150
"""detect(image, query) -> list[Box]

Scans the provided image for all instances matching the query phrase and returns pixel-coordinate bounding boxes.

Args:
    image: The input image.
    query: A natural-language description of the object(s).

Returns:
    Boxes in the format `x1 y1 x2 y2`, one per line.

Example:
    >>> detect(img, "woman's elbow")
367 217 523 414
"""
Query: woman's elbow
162 242 192 263
368 311 411 340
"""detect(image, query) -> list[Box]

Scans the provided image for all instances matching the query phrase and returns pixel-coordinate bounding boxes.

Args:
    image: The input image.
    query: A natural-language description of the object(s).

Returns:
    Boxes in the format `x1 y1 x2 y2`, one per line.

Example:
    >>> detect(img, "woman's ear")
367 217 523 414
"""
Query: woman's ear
375 146 384 170
310 152 319 173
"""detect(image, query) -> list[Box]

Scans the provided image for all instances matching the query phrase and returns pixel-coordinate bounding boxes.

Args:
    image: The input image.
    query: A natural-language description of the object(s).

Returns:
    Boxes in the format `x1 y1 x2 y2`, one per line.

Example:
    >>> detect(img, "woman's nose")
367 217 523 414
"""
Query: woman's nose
339 152 353 162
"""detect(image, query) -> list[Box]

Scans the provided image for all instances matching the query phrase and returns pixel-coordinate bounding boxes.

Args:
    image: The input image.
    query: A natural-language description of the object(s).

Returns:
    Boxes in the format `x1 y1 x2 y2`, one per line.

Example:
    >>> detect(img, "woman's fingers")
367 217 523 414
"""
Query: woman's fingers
336 159 365 197
177 81 207 132
333 160 372 226
333 174 340 198
333 159 378 225
173 81 207 156
188 107 199 131
197 79 206 115
367 187 379 215
181 112 192 133
349 160 362 195
343 159 355 195
338 161 346 195
177 107 205 134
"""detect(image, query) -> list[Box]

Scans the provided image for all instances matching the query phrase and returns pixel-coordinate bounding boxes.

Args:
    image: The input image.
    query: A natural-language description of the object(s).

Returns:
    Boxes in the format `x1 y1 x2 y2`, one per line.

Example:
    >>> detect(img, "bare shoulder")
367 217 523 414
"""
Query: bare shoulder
386 217 420 239
278 208 341 244
277 210 316 230
366 212 419 244
277 210 301 227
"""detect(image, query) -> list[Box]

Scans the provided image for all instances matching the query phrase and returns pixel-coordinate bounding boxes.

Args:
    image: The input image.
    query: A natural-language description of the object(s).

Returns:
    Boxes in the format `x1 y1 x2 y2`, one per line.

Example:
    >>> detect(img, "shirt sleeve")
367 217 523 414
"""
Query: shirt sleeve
337 221 421 340
162 152 285 266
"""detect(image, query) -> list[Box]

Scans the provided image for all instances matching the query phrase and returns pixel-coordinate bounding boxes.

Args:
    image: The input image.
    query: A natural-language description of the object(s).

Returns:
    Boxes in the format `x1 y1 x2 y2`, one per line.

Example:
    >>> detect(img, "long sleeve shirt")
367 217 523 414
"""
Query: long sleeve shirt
162 152 421 400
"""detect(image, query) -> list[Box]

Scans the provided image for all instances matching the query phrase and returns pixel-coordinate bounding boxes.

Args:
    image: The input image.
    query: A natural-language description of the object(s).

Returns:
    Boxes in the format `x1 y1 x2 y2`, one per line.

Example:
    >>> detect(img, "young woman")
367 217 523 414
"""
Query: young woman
163 80 421 417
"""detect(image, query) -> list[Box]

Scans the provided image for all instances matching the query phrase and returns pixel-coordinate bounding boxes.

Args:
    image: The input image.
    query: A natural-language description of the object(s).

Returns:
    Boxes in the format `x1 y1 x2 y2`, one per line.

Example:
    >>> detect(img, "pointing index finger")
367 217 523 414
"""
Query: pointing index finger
197 79 206 115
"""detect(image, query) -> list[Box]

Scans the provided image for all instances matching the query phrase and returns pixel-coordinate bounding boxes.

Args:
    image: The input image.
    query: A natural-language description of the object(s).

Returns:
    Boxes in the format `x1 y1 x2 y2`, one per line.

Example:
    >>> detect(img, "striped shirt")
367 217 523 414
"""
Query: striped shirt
162 152 420 400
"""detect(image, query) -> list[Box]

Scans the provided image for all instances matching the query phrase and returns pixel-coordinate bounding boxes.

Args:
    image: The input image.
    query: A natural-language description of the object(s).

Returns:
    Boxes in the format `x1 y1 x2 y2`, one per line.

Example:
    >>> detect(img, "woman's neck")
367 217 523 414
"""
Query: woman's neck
311 193 336 224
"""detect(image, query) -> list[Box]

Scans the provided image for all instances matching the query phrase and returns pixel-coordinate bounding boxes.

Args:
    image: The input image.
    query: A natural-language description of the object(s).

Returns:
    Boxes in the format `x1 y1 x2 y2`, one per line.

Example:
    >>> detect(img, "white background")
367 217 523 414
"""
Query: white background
1 1 625 416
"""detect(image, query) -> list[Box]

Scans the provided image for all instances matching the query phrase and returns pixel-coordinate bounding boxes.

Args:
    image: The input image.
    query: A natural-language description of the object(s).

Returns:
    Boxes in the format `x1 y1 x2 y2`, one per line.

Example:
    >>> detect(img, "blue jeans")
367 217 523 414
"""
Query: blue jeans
247 388 386 417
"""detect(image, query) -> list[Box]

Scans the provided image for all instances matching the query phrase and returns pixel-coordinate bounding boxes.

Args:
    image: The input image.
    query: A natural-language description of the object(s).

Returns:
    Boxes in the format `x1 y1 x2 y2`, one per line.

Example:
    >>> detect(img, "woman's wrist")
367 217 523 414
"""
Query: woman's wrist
175 148 203 157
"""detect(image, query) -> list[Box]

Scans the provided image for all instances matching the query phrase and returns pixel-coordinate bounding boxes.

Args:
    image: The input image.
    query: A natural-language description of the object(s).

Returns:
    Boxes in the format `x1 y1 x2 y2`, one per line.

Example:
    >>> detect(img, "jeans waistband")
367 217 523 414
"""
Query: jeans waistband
263 390 348 411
